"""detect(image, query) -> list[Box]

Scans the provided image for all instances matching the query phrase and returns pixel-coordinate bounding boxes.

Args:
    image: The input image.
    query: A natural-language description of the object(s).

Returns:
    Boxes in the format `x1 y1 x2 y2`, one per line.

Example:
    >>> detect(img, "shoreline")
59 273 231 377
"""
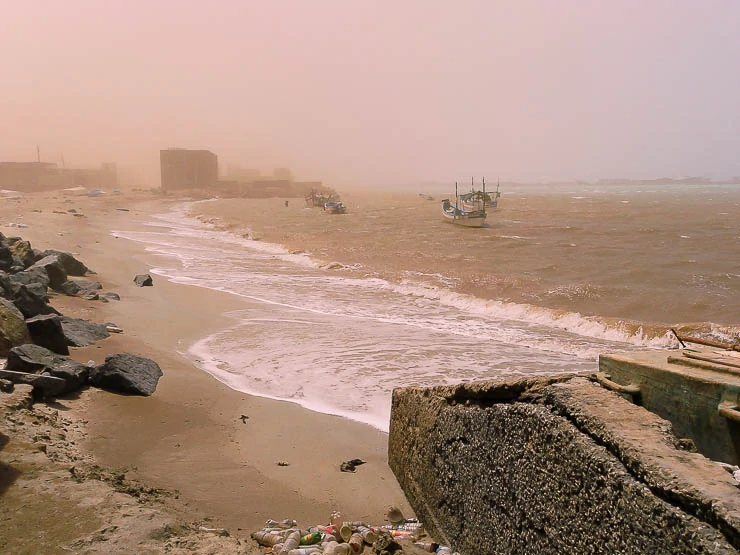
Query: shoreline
0 190 414 550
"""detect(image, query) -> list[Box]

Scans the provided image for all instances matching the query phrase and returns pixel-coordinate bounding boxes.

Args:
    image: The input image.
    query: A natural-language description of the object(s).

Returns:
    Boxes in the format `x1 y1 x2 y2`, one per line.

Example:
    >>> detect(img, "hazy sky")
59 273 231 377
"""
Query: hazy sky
2 1 739 187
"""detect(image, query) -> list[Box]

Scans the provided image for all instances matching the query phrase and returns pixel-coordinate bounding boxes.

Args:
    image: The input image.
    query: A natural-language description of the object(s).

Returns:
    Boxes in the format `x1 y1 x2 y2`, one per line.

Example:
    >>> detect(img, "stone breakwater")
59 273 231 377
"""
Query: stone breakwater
0 232 162 398
388 375 740 554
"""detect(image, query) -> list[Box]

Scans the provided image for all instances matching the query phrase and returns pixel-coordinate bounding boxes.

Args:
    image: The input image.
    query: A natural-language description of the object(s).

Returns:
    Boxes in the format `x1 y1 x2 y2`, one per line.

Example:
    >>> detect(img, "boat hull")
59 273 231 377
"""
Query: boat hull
441 199 486 227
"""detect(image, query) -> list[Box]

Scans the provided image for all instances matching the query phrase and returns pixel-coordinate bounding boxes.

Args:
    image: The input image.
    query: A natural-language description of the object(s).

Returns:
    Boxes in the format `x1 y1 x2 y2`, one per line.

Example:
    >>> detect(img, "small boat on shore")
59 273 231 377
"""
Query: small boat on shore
441 178 494 228
323 201 347 214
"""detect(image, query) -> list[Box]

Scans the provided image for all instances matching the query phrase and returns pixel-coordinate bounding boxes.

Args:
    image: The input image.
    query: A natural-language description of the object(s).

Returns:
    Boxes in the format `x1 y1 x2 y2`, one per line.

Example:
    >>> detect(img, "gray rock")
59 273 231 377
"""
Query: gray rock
60 317 110 347
0 378 13 393
38 250 91 276
133 274 153 287
7 267 50 294
8 239 38 268
26 314 69 355
6 343 89 393
28 255 67 291
0 245 14 272
103 292 121 301
0 297 31 356
0 369 66 398
90 353 163 396
13 285 60 318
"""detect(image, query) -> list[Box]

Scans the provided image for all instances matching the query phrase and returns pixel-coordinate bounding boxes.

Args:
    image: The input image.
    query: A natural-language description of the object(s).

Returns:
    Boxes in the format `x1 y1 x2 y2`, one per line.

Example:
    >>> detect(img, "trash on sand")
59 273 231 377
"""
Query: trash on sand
240 414 249 423
339 458 366 473
250 514 459 555
277 460 290 466
385 506 405 525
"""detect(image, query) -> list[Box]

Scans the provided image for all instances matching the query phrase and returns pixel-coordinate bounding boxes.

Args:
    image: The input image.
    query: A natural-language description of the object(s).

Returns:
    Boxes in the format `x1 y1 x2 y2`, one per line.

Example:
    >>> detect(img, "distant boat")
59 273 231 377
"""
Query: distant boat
441 178 496 228
305 188 338 208
418 192 435 201
323 200 347 214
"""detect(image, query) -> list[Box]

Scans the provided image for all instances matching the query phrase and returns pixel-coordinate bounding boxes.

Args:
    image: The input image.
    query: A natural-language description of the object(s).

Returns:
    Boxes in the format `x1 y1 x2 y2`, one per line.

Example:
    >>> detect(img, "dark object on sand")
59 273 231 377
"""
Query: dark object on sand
60 316 110 347
133 273 153 287
90 353 163 396
7 344 90 393
240 414 249 423
340 458 367 472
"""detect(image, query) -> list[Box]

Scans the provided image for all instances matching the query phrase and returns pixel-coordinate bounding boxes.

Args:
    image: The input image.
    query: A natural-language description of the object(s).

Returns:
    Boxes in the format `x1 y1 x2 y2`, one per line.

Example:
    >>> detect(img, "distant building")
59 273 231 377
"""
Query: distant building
0 161 117 192
160 149 218 190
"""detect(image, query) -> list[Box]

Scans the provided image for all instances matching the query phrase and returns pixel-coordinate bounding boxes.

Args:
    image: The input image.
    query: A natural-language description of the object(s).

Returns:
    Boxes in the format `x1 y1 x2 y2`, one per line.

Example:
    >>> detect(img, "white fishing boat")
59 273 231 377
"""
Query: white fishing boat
441 178 493 227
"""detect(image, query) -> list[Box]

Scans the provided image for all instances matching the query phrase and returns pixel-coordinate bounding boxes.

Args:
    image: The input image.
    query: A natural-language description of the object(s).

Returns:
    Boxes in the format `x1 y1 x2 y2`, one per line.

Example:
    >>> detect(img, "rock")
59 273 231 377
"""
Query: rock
6 343 89 393
79 291 99 301
133 274 153 287
28 255 68 291
90 353 163 396
38 249 90 276
103 292 121 301
13 285 60 318
25 314 69 355
0 297 31 356
7 267 51 294
0 378 13 393
0 369 66 398
8 239 38 268
0 245 14 272
60 317 110 347
59 278 102 297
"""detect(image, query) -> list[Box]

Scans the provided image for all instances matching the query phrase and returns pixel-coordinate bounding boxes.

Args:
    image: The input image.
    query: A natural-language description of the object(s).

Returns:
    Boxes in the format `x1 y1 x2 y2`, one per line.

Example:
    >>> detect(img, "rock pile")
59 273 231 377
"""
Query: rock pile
0 233 163 398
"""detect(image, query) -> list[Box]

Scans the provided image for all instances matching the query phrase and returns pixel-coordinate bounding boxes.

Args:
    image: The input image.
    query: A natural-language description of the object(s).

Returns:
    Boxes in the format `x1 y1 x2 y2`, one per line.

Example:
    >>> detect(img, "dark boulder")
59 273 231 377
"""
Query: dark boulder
133 274 153 287
79 291 99 301
60 316 110 346
6 344 88 394
13 285 59 318
0 369 66 398
28 255 67 291
103 292 121 301
38 250 90 276
8 239 38 268
58 278 102 297
0 297 31 356
0 245 14 272
26 314 69 355
8 267 51 296
90 353 163 396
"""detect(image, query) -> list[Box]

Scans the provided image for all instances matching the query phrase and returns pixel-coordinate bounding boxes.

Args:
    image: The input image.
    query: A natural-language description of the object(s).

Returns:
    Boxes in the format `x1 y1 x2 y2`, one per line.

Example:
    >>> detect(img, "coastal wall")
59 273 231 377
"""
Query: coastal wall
388 375 740 554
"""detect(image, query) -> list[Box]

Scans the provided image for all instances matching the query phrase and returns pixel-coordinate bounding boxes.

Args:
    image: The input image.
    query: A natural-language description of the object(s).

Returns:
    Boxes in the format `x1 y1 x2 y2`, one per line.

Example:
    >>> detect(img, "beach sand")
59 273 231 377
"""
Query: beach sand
0 189 415 553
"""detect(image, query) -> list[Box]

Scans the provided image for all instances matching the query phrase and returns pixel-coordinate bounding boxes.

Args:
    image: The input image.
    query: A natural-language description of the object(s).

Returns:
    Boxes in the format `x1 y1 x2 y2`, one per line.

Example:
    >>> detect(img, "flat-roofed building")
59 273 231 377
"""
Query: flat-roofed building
160 148 218 190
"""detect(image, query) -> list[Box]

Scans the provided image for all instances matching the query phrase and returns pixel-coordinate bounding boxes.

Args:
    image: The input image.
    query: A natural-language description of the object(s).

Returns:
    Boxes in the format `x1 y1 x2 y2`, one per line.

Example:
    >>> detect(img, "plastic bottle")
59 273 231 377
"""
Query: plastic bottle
348 533 364 554
435 547 452 555
339 525 353 542
288 549 321 555
357 525 377 545
322 542 351 555
330 511 343 529
300 532 322 545
267 519 298 529
251 530 284 547
280 530 301 555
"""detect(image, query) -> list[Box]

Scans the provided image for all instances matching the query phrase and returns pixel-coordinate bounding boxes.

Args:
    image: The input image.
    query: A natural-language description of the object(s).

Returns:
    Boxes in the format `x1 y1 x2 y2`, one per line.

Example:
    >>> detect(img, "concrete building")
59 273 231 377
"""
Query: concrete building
160 149 218 190
0 161 117 192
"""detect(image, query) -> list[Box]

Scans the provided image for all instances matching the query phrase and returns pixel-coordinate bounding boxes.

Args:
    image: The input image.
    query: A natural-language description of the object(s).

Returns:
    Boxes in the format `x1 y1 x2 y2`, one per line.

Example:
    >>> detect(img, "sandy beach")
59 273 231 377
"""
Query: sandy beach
0 189 415 553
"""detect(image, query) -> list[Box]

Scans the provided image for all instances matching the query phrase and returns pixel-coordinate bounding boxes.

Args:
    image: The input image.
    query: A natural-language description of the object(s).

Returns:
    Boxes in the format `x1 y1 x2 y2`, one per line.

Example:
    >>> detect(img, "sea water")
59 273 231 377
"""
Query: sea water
112 183 740 431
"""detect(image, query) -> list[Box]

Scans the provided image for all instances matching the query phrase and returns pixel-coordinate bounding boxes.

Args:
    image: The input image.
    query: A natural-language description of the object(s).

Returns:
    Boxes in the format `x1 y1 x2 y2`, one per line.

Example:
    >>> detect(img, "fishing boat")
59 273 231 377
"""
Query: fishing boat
441 178 493 228
323 200 347 214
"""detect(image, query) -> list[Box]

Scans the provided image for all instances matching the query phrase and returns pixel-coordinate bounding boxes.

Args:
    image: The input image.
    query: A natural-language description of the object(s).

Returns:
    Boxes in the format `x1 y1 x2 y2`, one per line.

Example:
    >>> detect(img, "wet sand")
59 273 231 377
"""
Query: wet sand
0 189 413 543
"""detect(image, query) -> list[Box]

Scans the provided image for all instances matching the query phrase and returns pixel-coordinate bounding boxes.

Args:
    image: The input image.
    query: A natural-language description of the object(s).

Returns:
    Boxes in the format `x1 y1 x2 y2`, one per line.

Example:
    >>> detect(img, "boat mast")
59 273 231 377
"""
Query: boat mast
483 177 486 211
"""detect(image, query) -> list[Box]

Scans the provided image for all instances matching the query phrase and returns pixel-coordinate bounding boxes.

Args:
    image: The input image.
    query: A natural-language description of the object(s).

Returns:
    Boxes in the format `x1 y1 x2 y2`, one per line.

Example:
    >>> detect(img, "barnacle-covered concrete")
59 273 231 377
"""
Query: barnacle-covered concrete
388 375 740 554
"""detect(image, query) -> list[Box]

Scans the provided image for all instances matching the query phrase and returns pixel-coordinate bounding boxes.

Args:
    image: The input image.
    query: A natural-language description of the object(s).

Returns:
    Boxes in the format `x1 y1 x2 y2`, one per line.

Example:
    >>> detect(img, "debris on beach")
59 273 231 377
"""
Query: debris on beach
133 273 153 287
250 513 460 555
340 458 366 473
277 460 290 466
240 414 249 423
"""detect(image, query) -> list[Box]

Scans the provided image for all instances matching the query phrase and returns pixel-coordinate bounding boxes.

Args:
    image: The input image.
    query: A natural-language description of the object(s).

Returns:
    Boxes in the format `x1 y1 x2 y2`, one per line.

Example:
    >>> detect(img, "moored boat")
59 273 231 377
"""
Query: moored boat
323 200 347 214
441 178 494 227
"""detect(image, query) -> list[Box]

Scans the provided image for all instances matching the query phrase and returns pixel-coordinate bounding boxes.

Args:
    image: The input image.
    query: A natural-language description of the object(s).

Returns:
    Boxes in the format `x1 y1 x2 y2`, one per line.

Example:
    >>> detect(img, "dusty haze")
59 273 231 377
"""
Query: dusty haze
2 1 739 187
